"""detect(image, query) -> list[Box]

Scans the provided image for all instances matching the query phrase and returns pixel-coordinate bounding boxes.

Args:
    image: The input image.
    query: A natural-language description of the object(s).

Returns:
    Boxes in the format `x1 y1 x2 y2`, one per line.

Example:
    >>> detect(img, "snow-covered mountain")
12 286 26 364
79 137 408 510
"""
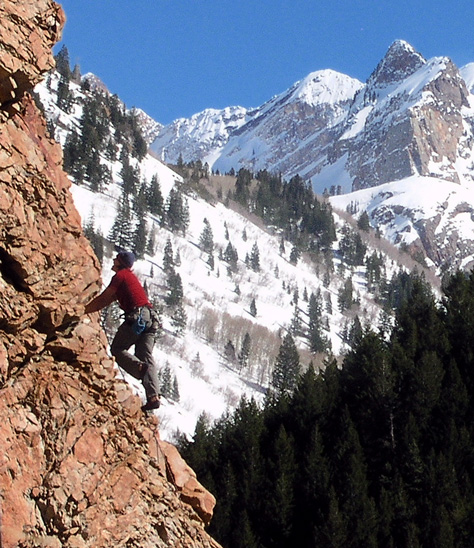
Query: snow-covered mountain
152 105 252 165
330 176 474 271
150 69 363 183
150 40 473 192
150 40 474 271
35 63 429 442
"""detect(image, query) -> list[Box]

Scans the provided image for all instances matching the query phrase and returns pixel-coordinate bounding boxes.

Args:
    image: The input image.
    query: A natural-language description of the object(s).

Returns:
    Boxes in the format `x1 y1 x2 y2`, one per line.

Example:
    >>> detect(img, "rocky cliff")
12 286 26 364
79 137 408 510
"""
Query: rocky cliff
0 2 220 547
345 41 470 190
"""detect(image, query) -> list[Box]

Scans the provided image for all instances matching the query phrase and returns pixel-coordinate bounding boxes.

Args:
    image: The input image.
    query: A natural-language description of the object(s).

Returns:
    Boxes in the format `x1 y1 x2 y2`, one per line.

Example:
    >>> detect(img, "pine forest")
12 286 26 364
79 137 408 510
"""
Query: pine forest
179 272 474 547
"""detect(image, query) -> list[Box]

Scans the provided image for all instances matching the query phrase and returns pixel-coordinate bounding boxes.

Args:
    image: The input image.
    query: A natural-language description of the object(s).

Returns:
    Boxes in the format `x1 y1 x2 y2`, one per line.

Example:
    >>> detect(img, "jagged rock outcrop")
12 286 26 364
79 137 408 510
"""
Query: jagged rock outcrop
0 0 64 113
0 2 220 547
346 43 470 190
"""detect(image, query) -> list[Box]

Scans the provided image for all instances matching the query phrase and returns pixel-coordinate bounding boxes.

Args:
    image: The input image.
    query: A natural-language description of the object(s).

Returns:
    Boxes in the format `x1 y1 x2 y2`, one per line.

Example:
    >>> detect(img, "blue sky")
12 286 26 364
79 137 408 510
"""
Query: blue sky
56 0 474 125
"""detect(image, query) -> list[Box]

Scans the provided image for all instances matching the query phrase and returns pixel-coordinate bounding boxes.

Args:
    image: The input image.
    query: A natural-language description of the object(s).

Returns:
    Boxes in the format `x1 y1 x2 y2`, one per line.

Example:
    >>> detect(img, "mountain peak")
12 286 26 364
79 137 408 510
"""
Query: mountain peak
367 40 426 88
291 69 363 107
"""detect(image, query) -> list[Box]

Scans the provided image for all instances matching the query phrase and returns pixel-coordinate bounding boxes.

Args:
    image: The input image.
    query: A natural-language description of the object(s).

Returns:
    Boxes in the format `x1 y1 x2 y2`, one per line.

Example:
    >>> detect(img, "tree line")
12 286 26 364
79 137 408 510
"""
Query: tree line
178 271 474 547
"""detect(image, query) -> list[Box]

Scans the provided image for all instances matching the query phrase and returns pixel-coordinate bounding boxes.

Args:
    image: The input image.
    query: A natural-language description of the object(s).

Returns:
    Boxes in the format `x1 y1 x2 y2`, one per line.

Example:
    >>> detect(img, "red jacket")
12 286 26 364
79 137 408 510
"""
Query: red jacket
109 268 151 313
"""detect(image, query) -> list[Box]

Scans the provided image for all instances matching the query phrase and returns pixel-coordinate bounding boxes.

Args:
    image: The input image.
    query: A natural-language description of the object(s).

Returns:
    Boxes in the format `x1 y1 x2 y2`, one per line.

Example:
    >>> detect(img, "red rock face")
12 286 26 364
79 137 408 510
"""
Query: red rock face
0 2 219 547
0 0 64 109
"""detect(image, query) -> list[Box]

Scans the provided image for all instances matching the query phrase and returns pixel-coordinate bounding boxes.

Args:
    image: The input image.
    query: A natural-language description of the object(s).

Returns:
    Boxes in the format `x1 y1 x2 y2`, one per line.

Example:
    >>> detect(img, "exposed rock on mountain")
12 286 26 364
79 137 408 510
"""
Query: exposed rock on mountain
151 40 473 193
366 39 425 88
344 42 470 190
152 105 250 164
0 2 220 547
150 39 474 270
213 70 363 180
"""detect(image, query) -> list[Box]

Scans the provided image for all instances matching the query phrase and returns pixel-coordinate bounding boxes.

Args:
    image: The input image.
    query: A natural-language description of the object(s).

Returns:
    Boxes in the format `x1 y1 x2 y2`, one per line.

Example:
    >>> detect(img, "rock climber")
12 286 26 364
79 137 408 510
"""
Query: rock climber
84 250 161 412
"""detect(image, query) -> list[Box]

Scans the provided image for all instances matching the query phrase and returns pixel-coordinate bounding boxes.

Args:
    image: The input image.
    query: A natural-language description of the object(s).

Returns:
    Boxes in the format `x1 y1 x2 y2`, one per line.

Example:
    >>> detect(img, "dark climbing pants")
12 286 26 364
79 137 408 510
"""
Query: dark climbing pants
110 310 160 401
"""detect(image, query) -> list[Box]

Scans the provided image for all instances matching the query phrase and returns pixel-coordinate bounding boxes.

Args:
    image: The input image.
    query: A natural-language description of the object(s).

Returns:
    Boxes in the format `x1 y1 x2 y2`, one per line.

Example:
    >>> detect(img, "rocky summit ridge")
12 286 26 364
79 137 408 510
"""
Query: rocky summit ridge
0 2 220 547
150 39 474 272
151 39 474 193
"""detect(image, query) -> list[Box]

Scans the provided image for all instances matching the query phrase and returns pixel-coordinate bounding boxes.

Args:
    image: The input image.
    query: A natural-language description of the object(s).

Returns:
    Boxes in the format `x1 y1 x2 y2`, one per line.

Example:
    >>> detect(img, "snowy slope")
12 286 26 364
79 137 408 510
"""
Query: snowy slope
70 149 405 441
330 175 474 271
34 64 433 443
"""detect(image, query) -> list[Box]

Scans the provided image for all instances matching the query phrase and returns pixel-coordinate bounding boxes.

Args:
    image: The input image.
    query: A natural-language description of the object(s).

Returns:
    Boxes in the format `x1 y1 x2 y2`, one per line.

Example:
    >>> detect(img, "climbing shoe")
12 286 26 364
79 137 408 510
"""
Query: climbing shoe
142 399 160 412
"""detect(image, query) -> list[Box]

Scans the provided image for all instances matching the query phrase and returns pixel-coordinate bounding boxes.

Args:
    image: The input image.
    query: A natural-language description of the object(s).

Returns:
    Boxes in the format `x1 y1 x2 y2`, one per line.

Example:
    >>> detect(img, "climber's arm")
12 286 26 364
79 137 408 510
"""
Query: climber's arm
84 286 117 314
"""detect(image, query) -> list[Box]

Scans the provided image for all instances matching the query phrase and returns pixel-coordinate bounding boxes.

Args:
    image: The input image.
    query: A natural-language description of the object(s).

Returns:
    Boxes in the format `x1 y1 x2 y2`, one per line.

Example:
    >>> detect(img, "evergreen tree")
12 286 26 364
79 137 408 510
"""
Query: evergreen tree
171 376 180 402
290 304 302 337
357 210 371 231
347 315 363 348
289 245 300 265
234 168 252 206
443 270 474 392
341 331 397 478
109 194 134 249
308 291 330 353
127 110 148 160
292 287 299 306
320 487 348 548
87 151 111 192
331 406 378 548
249 242 260 272
238 333 251 369
207 253 215 271
272 333 300 395
54 45 72 79
389 277 449 447
279 236 286 256
146 227 157 256
120 154 140 197
71 63 81 84
338 277 354 311
56 76 73 113
133 217 148 259
260 425 296 546
62 129 83 179
224 241 239 272
133 183 148 217
161 364 172 398
339 225 367 266
165 269 184 308
224 340 236 363
366 251 384 291
199 217 214 254
166 187 189 234
80 93 110 158
250 298 257 317
147 174 164 217
163 238 175 272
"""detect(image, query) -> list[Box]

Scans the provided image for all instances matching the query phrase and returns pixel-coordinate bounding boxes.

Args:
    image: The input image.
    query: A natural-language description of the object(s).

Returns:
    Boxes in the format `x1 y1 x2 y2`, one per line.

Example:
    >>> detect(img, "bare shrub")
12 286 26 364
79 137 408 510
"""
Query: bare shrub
223 387 240 408
189 307 220 342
